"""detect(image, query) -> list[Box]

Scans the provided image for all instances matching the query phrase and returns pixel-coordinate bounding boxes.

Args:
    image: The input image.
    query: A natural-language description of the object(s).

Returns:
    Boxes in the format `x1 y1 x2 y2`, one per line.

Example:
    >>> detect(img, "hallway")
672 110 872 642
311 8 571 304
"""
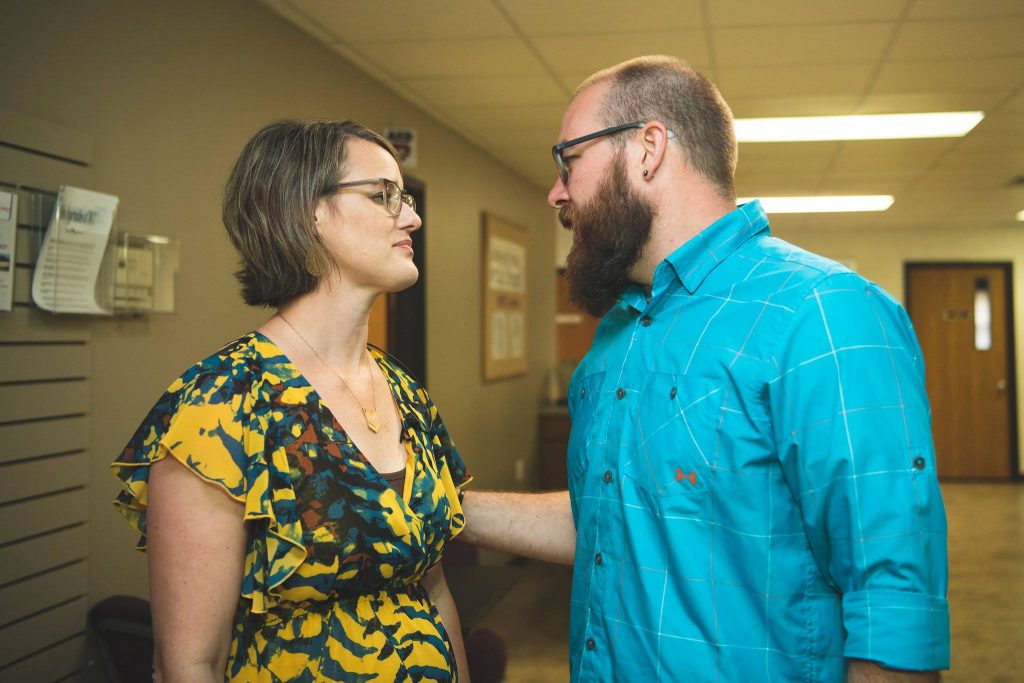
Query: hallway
475 482 1024 682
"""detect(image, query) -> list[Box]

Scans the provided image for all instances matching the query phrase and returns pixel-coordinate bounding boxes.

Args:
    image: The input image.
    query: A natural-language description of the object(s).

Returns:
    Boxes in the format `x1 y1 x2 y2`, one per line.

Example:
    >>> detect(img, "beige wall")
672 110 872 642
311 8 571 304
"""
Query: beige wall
779 225 1024 476
0 0 554 604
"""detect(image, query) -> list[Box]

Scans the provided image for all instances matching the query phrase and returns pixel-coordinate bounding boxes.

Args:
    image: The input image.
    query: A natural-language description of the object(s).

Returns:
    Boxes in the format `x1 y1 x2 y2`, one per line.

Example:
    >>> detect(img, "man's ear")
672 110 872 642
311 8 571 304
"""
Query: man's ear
637 121 672 180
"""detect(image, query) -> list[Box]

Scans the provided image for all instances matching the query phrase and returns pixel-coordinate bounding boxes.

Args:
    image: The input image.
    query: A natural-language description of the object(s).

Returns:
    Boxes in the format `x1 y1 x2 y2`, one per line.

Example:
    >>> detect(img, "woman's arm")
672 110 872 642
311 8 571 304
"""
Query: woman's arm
422 563 470 683
146 455 248 682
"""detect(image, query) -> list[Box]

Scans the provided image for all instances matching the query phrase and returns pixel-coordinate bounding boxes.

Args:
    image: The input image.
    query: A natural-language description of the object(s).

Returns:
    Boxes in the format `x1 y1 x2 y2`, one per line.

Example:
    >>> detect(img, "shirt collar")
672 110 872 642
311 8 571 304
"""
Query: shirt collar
618 200 769 312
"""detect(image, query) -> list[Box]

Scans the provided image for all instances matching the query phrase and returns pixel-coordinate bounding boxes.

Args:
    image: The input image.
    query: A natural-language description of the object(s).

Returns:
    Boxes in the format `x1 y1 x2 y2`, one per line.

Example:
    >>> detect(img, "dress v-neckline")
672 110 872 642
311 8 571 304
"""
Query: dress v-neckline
251 331 421 512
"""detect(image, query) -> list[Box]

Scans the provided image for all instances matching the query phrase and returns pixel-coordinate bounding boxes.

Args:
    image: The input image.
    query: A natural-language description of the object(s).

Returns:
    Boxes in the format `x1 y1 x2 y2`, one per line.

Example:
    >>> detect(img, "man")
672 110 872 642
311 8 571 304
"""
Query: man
461 56 949 682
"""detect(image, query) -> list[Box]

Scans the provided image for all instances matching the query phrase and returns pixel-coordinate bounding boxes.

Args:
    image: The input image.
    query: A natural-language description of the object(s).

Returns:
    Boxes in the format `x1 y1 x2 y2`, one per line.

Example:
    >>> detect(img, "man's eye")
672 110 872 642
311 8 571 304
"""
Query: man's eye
371 193 386 203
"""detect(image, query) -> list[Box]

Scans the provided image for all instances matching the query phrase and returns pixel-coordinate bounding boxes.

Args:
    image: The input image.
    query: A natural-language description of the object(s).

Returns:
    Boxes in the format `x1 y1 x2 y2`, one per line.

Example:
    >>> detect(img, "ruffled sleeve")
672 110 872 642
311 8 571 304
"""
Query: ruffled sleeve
111 345 307 614
421 391 472 539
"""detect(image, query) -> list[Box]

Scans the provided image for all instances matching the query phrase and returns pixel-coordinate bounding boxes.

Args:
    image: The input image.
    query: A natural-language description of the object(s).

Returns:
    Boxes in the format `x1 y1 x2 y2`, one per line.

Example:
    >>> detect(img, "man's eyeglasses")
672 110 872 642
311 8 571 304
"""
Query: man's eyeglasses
551 122 678 185
551 121 644 185
327 177 416 216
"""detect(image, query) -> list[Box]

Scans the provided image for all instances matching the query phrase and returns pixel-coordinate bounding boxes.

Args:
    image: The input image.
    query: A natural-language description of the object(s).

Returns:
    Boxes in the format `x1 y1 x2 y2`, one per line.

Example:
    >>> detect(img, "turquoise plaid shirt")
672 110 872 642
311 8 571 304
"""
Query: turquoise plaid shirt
566 200 949 682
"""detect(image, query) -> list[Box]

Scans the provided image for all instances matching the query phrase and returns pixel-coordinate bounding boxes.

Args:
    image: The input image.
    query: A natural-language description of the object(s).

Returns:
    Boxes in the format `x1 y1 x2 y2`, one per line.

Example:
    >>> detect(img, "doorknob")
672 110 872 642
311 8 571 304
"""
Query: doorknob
996 379 1008 392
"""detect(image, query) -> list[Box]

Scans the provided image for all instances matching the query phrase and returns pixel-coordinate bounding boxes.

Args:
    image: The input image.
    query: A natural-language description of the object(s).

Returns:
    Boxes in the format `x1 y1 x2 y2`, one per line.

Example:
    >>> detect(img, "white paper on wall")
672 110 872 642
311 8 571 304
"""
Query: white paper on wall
31 186 118 314
0 190 17 312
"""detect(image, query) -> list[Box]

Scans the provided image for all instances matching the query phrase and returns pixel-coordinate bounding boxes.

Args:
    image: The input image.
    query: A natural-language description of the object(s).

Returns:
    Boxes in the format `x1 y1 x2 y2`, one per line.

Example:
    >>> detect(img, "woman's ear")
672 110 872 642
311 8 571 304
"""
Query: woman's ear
312 198 328 234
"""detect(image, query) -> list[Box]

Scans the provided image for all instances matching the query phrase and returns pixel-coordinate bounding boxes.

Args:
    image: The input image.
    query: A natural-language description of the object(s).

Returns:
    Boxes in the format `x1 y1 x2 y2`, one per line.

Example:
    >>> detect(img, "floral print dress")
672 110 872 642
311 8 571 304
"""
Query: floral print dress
113 332 471 681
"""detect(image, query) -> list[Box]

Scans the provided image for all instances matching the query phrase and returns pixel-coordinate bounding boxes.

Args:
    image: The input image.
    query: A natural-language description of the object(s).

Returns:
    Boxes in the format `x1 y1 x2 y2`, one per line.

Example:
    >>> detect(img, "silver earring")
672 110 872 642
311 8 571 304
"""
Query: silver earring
642 169 649 177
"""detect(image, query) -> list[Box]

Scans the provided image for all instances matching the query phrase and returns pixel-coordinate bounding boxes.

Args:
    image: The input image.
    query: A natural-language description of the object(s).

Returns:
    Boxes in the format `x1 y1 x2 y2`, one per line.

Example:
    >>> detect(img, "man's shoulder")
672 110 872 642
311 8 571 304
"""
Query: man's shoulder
744 233 852 279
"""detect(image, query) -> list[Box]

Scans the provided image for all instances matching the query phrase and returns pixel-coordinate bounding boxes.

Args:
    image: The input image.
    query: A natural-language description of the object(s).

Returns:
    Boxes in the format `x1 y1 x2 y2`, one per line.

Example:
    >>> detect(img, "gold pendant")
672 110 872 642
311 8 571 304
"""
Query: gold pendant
364 409 381 433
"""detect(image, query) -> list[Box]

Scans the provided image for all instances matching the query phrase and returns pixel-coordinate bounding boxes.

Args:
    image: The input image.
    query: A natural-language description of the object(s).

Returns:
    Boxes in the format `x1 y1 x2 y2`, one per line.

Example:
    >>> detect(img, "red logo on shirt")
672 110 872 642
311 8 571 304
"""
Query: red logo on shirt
675 468 697 485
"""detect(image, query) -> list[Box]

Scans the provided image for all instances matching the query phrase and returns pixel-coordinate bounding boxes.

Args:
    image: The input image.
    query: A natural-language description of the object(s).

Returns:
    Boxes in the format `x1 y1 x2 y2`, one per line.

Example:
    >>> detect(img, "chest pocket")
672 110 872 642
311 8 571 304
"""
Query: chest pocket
567 371 606 490
624 373 723 509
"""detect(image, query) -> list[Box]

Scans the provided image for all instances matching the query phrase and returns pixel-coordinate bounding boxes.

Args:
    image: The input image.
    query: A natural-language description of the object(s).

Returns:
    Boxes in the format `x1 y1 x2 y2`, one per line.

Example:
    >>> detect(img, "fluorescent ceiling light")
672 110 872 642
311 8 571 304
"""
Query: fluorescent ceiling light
734 112 984 142
1017 209 1024 222
739 196 894 213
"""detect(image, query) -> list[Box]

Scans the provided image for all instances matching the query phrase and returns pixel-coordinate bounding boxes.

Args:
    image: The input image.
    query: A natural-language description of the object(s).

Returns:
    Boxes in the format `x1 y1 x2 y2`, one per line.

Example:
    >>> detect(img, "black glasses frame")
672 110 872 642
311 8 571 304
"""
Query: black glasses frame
551 121 645 184
327 177 415 216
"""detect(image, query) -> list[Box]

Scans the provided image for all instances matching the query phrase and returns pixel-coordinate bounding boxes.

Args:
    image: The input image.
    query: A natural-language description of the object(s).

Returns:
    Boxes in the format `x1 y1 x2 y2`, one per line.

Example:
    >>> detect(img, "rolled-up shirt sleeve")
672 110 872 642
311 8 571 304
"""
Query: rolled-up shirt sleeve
768 271 950 671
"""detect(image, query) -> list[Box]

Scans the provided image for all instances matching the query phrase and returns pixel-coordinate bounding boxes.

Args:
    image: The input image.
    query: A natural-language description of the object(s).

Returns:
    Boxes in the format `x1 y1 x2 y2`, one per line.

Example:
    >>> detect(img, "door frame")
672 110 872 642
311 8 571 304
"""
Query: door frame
387 177 427 385
904 261 1020 479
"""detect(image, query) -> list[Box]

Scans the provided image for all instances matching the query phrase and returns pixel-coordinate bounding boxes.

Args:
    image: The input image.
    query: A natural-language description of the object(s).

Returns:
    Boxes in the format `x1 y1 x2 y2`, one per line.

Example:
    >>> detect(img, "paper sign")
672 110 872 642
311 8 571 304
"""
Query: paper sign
31 186 119 314
0 190 16 311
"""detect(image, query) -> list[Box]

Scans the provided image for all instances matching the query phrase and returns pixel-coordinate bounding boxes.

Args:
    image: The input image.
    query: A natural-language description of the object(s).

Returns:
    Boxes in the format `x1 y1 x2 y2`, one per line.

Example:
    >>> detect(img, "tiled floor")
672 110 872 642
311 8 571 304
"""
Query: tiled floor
475 482 1024 682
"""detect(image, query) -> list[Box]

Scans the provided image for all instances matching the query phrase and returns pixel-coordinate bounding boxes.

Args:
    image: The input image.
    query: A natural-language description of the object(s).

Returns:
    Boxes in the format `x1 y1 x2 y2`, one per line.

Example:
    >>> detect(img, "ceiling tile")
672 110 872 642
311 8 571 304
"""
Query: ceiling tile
855 91 1009 114
473 128 560 155
533 30 711 81
829 139 955 175
445 105 565 131
1003 88 1024 112
888 17 1024 60
727 95 860 118
348 39 547 79
709 0 908 27
738 141 840 174
259 0 337 43
402 76 566 108
949 188 1024 223
872 57 1024 93
718 64 874 99
734 172 827 196
714 23 895 67
287 0 516 42
498 0 704 35
908 0 1024 20
816 176 913 195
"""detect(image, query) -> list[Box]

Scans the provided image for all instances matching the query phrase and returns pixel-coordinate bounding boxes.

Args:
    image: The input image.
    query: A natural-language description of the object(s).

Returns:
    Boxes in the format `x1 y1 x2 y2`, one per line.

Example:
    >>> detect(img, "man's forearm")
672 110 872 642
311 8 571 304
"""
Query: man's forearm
460 490 576 565
847 660 939 682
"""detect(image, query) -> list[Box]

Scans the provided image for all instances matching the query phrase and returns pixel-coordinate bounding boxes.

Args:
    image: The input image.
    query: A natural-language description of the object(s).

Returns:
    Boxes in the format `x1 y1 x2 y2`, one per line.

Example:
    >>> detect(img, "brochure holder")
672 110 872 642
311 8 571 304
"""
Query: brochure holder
113 232 179 314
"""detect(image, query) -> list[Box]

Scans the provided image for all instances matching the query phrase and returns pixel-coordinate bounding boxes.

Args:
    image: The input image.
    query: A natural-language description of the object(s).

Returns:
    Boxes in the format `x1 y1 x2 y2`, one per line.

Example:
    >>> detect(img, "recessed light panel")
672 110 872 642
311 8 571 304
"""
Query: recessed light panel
739 196 894 213
734 112 983 142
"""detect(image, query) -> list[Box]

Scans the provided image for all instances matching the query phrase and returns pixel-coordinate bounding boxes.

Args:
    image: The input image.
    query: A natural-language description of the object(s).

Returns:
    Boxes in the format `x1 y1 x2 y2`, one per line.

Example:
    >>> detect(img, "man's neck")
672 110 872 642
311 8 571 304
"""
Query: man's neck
630 188 736 286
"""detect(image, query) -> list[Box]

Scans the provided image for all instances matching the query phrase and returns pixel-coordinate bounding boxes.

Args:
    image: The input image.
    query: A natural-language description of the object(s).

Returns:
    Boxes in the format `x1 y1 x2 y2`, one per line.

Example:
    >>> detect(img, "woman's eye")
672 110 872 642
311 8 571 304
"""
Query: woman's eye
371 193 386 203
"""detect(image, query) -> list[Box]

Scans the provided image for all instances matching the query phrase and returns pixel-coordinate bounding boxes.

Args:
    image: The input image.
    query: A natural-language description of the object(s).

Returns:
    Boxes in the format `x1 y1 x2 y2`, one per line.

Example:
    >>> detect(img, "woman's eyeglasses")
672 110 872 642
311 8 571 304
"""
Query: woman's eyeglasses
327 178 415 216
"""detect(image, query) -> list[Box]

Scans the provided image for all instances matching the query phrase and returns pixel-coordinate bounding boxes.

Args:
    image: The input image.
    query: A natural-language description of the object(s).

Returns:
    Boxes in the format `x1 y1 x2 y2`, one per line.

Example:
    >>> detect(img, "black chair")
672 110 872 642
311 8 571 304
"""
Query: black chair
88 595 153 683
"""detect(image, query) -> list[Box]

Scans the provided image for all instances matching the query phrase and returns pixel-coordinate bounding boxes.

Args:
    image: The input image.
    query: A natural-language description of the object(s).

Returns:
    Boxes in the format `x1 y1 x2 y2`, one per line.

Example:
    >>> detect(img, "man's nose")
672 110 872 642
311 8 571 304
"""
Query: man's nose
548 176 569 208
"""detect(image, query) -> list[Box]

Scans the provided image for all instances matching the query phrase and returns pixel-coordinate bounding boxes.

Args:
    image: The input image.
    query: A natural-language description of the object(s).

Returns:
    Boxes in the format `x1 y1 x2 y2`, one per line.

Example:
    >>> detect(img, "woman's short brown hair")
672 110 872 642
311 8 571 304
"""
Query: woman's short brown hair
222 120 399 308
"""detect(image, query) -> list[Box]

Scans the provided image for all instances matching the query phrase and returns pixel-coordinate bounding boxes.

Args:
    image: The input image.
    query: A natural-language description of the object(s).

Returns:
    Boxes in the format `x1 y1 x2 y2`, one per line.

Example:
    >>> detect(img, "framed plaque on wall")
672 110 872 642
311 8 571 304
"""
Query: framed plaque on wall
482 213 528 381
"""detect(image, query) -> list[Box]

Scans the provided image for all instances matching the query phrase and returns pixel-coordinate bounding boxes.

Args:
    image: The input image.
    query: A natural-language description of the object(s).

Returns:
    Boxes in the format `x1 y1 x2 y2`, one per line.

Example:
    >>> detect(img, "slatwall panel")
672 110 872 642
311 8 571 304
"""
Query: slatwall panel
6 183 54 309
0 284 91 681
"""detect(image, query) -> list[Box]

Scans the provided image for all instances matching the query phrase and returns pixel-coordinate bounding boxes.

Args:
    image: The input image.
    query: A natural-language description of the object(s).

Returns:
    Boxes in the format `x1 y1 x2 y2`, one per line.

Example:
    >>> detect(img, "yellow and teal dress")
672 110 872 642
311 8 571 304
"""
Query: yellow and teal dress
112 332 471 681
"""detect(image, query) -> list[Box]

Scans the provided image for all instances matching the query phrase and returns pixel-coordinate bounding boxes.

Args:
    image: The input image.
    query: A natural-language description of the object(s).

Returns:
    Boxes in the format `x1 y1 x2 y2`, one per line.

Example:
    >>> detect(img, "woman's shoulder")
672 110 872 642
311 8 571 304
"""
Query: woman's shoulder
168 332 281 404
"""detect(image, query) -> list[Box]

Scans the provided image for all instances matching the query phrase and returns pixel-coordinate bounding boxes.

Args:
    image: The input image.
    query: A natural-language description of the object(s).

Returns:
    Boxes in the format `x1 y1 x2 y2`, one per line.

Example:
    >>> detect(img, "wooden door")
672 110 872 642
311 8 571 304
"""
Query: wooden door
906 263 1016 479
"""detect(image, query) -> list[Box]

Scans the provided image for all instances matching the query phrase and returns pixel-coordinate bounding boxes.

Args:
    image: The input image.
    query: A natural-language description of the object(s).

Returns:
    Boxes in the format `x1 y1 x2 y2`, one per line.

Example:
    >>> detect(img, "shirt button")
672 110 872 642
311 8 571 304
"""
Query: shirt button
615 387 626 399
669 386 677 399
640 315 653 327
913 456 926 470
603 470 613 484
594 552 603 565
585 637 596 651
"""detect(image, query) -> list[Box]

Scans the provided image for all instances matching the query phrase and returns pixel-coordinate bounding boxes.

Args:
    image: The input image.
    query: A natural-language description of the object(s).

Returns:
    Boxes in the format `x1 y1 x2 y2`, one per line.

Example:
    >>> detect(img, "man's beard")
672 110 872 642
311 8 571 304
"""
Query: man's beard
560 153 654 317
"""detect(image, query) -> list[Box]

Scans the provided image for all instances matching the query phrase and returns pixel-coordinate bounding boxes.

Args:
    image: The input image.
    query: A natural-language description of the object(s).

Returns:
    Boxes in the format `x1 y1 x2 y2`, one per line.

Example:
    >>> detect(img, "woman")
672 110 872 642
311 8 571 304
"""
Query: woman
112 120 471 682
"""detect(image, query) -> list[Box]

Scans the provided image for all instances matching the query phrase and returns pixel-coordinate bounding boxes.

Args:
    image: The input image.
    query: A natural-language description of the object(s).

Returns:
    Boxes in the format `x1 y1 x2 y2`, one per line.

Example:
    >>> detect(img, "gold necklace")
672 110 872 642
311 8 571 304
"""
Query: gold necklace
277 313 381 433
